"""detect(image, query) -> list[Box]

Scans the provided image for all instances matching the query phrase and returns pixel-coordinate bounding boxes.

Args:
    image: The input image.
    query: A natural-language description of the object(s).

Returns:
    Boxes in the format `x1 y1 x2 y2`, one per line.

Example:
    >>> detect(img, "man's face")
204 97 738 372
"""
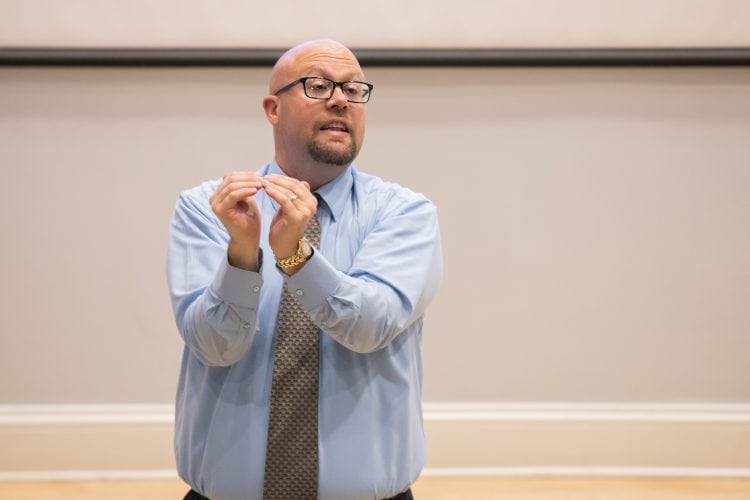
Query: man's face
274 48 367 167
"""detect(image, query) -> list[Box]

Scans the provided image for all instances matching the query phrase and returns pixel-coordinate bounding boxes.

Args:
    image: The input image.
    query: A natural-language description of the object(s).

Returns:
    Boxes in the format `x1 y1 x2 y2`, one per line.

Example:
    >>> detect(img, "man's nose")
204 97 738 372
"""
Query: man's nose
327 84 349 107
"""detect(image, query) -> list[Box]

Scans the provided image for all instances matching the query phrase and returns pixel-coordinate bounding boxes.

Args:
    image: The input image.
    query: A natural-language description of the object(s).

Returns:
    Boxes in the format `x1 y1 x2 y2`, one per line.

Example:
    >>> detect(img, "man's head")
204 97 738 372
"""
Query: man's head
263 40 370 186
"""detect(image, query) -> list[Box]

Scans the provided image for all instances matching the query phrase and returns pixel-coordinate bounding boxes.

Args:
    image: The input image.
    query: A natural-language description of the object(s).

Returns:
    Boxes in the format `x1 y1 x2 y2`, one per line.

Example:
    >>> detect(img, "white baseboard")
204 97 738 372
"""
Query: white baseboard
1 402 749 480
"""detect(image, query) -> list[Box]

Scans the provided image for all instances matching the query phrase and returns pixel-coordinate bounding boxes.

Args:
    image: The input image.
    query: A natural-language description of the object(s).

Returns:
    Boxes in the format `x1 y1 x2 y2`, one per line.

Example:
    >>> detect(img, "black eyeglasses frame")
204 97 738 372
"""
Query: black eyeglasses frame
274 77 374 103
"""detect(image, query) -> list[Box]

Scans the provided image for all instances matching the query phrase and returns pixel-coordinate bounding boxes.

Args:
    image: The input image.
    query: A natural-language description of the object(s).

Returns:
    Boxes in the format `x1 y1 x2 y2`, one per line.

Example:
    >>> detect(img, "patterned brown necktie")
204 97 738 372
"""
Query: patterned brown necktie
263 213 321 500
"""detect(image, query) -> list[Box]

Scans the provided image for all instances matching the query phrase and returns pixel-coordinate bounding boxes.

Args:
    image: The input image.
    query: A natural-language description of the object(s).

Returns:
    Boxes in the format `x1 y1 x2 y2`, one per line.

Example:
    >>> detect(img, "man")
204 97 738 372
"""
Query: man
167 39 442 500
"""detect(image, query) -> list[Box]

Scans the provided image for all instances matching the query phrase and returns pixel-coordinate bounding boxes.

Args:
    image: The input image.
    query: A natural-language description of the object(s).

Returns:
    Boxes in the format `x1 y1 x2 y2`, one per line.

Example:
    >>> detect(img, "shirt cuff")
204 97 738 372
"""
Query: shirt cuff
210 250 264 308
284 251 340 312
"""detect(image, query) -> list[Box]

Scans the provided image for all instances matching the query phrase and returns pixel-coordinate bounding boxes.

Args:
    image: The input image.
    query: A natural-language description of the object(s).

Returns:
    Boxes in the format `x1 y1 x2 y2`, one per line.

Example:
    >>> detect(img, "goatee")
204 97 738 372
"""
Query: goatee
307 137 358 166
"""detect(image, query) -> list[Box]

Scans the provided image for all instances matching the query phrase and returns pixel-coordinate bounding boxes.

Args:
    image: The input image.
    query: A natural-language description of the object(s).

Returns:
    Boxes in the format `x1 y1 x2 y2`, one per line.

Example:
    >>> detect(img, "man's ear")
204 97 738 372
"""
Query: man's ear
263 96 280 125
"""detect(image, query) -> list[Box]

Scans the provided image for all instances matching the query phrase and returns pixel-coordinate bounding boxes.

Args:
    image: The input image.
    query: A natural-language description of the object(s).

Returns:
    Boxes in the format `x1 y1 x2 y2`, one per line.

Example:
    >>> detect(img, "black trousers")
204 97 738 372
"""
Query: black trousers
184 487 414 500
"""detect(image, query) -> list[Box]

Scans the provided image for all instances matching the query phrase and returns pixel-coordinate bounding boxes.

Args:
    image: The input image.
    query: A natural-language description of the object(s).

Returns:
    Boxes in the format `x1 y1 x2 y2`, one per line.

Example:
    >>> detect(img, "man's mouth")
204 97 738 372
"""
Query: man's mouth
320 121 350 134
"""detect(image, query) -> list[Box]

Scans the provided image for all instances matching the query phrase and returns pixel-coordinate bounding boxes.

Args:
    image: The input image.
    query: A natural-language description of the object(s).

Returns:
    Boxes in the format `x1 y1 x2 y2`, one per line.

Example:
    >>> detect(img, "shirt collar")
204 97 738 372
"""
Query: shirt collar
267 159 353 223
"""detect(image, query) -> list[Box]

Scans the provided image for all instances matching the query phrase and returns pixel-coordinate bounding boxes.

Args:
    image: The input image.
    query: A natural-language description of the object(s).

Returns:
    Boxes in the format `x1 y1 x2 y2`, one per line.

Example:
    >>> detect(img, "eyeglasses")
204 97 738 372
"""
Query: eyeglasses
274 77 374 103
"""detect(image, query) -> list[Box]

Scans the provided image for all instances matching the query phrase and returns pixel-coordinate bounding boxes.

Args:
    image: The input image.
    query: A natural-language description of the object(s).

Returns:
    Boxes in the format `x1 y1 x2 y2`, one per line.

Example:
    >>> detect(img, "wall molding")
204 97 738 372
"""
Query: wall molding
2 47 750 67
423 402 750 422
1 402 749 480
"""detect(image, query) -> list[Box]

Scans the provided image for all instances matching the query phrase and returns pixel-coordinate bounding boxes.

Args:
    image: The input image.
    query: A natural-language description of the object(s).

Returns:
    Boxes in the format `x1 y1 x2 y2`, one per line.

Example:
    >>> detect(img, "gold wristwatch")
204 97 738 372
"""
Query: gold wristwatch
275 238 313 269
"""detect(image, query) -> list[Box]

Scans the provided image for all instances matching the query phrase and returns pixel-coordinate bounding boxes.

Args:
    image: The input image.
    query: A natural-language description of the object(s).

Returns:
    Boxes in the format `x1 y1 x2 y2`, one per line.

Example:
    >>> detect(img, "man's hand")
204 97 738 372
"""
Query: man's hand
210 172 263 271
262 174 318 265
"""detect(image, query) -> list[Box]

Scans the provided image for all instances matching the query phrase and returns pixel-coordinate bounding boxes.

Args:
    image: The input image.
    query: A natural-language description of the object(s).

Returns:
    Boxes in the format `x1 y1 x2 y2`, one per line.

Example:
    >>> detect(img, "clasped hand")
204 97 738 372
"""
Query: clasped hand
209 172 318 271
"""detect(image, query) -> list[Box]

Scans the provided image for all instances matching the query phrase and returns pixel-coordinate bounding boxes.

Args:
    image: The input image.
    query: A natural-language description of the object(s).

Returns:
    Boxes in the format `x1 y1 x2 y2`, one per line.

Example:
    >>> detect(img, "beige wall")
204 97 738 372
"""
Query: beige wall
2 0 750 48
1 66 749 405
2 1 749 478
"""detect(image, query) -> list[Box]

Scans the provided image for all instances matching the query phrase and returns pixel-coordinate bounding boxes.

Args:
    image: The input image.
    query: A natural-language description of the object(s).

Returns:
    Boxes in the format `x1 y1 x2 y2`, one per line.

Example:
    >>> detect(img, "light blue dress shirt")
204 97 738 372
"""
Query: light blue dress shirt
167 161 443 500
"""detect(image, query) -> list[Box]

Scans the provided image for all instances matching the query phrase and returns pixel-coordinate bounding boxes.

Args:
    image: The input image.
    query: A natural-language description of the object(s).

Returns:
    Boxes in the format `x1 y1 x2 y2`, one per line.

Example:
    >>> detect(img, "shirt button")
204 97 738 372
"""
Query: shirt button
295 289 304 296
242 322 251 329
251 286 260 293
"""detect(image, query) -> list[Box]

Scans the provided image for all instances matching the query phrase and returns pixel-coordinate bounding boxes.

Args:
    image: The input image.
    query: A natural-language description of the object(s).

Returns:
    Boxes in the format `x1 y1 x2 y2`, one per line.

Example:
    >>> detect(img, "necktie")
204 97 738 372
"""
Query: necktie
263 213 321 500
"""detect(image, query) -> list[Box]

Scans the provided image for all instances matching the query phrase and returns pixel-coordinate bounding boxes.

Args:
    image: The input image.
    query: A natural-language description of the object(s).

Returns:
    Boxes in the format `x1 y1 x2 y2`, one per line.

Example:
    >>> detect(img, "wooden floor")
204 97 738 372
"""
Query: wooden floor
1 476 749 500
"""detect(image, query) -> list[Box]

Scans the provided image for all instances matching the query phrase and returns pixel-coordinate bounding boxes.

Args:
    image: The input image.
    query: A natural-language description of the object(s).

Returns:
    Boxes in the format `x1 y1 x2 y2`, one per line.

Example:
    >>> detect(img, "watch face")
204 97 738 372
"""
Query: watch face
301 238 313 257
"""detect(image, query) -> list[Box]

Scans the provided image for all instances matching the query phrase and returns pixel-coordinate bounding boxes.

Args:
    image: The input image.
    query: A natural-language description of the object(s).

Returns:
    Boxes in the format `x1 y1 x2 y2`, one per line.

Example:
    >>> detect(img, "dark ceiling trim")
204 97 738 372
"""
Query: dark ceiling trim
1 47 750 67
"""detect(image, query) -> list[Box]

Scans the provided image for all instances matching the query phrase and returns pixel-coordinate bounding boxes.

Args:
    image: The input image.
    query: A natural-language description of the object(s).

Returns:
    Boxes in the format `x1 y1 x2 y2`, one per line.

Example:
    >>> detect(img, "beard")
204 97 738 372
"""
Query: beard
306 135 358 166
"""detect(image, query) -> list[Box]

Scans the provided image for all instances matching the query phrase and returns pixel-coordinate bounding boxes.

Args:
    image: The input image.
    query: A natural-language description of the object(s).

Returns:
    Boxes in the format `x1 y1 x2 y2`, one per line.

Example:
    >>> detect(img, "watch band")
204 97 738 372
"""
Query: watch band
275 238 313 269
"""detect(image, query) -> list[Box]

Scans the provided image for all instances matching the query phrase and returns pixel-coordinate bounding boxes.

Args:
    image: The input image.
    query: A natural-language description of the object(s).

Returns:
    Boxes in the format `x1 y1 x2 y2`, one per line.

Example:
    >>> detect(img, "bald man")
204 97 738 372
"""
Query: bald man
167 40 443 500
